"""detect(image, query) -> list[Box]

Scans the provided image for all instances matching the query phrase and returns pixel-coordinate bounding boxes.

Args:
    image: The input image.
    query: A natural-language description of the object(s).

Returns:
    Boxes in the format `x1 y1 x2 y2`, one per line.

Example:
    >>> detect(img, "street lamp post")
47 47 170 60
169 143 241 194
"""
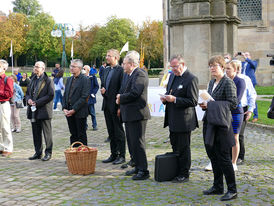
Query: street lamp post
51 23 76 74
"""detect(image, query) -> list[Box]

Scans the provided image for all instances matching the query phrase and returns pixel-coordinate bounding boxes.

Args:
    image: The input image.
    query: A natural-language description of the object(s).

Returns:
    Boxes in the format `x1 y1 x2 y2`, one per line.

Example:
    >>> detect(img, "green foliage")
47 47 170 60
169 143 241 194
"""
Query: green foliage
147 68 163 76
12 0 42 16
137 20 163 68
90 16 137 63
255 86 274 95
250 100 274 125
26 13 59 63
0 12 28 59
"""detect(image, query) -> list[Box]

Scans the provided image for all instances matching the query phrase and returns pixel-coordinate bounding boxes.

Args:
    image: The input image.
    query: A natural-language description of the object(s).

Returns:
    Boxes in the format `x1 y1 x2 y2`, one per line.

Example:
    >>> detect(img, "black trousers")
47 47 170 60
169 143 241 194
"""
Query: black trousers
169 131 191 178
239 106 248 160
205 141 237 193
31 119 53 155
66 116 87 146
125 120 148 171
104 109 125 157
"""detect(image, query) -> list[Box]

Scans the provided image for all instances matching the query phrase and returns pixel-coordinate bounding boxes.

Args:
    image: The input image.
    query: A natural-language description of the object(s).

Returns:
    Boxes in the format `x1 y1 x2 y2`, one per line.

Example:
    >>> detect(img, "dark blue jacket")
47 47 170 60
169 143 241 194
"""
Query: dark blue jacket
88 75 99 105
241 58 257 86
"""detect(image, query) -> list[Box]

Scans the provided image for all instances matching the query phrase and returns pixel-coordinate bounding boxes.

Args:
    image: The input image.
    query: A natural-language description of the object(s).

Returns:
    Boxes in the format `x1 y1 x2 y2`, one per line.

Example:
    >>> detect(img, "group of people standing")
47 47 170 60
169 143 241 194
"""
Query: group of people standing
0 48 258 202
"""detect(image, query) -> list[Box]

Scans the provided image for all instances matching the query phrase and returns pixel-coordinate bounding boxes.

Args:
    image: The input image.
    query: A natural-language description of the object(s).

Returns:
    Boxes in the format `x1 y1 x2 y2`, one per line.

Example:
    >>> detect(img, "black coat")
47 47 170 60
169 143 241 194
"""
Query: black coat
164 70 199 132
26 72 54 120
101 65 124 113
120 68 151 122
62 73 90 118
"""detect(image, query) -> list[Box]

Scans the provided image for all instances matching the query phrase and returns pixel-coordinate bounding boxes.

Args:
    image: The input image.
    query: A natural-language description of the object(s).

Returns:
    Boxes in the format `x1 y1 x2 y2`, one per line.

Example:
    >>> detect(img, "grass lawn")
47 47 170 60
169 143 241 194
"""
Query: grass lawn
255 85 274 95
250 100 274 125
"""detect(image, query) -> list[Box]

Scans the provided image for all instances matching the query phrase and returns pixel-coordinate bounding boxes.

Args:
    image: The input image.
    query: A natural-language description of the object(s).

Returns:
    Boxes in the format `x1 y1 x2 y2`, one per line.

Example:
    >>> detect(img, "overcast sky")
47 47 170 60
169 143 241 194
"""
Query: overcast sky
2 0 163 29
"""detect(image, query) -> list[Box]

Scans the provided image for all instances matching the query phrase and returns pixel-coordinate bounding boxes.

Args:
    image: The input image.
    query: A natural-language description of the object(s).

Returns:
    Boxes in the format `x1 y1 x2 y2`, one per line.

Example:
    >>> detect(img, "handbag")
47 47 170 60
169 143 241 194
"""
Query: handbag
15 101 24 109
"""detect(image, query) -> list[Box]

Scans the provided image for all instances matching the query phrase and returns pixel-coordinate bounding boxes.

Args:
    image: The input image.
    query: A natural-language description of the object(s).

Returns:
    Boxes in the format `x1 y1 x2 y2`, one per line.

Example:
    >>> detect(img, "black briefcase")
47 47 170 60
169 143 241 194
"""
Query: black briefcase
154 152 179 182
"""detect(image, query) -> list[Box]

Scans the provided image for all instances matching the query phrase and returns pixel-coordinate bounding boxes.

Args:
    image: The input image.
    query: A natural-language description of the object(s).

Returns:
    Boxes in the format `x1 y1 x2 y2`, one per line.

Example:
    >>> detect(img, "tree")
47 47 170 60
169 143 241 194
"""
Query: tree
74 24 100 64
0 12 29 66
137 20 163 68
90 16 137 64
12 0 42 16
26 12 59 65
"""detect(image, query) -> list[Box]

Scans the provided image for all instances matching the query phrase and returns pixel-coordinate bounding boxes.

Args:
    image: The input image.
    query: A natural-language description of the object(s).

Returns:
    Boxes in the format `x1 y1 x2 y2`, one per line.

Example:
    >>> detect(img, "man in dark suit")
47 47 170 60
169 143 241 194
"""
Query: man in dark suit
62 59 90 146
160 55 199 183
101 49 126 165
116 50 151 180
26 61 54 161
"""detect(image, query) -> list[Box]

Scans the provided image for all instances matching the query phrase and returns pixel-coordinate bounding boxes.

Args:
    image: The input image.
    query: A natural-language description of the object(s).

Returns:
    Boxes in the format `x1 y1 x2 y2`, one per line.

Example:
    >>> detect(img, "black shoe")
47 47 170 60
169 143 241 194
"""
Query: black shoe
128 159 136 167
132 170 150 180
125 168 138 176
104 137 110 143
28 153 42 160
93 127 98 131
113 156 125 165
237 158 244 165
172 176 189 183
203 186 224 195
42 153 51 161
121 163 128 169
220 192 237 201
102 155 116 163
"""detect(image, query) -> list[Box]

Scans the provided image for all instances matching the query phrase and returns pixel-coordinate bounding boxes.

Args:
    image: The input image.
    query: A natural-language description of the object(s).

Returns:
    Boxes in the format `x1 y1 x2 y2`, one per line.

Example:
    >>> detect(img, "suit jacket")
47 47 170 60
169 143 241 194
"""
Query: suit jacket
120 68 151 122
88 75 99 105
164 70 199 132
101 65 124 113
241 58 257 86
62 73 90 118
26 72 54 120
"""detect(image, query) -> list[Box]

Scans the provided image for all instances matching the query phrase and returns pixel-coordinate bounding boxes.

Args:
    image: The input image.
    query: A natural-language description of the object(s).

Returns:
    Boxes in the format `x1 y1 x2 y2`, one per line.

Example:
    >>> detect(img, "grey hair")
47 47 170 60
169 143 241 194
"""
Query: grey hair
0 59 9 70
35 61 46 69
170 55 185 65
107 49 120 60
71 59 83 68
125 50 140 67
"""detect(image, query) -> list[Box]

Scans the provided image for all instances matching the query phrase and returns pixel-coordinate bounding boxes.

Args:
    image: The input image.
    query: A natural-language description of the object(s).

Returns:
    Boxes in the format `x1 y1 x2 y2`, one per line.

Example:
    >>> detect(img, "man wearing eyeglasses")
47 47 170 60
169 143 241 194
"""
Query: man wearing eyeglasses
26 61 54 161
62 59 90 147
160 55 199 183
101 49 126 165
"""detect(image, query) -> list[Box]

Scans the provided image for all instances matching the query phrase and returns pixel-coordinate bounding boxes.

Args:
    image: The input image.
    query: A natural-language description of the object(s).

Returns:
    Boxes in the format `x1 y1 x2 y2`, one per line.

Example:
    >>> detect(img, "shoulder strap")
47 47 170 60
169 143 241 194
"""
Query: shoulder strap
4 76 7 84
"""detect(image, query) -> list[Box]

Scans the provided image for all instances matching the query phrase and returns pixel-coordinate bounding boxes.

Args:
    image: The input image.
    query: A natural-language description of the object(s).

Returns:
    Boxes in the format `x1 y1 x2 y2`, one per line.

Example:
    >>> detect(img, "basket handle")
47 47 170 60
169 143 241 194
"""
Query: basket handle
70 141 84 149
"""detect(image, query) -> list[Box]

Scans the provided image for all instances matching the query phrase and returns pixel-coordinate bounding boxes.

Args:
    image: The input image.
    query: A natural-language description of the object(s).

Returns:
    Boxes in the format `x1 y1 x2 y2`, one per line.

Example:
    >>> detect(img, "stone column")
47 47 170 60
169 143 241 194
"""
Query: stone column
165 0 240 87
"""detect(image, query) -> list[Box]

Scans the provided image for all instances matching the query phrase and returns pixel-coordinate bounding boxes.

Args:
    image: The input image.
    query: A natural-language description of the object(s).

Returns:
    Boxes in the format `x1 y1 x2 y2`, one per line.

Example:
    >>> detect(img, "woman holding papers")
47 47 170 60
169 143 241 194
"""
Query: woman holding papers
199 55 238 201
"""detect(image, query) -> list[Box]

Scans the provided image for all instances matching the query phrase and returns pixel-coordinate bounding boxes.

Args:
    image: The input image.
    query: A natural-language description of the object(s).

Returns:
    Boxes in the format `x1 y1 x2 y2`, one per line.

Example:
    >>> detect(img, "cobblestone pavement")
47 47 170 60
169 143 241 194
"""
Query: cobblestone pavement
0 79 273 205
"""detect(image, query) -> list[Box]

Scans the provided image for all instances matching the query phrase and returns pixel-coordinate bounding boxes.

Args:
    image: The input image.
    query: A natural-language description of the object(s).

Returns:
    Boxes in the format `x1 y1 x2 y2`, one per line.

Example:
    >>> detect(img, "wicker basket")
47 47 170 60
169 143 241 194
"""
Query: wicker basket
64 141 98 175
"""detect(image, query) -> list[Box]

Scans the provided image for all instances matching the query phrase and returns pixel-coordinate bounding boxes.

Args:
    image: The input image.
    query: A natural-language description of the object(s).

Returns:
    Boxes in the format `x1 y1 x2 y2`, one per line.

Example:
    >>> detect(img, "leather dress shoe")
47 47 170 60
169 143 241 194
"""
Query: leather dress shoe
220 192 237 201
132 170 150 180
102 155 116 163
125 168 138 176
42 153 51 161
28 154 42 160
172 176 189 183
203 186 224 195
113 156 125 165
128 159 136 167
104 137 110 143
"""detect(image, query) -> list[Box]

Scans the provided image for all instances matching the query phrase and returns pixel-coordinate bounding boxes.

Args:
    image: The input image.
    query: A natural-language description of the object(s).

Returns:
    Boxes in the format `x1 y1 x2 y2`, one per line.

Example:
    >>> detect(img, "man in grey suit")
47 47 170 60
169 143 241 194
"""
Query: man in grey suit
160 55 199 183
116 51 151 180
62 59 90 146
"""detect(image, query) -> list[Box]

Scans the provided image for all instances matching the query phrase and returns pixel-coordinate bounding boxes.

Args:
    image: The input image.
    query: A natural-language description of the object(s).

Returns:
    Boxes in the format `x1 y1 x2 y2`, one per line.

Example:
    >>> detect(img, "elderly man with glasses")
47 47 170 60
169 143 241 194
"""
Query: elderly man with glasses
26 61 54 161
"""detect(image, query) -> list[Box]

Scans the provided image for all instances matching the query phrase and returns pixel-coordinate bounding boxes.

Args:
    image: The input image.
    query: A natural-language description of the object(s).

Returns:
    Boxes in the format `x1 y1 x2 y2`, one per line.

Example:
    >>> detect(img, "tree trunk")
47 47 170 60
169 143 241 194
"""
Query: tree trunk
14 55 18 67
148 59 151 69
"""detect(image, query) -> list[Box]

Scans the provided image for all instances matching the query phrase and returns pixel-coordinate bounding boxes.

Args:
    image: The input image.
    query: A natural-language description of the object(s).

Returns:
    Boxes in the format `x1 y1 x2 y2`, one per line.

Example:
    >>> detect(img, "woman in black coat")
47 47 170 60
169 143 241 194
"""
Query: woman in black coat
199 55 238 201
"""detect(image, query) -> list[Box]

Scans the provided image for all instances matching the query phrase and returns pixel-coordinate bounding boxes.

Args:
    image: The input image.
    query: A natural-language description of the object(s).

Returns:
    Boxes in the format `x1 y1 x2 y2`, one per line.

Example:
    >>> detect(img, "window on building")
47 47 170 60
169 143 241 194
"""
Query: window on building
238 0 262 22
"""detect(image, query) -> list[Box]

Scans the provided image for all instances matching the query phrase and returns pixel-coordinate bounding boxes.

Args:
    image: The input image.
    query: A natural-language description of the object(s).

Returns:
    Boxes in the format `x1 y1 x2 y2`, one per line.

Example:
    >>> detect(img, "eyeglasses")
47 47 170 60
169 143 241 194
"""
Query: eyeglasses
70 65 78 68
170 65 181 70
208 64 220 69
